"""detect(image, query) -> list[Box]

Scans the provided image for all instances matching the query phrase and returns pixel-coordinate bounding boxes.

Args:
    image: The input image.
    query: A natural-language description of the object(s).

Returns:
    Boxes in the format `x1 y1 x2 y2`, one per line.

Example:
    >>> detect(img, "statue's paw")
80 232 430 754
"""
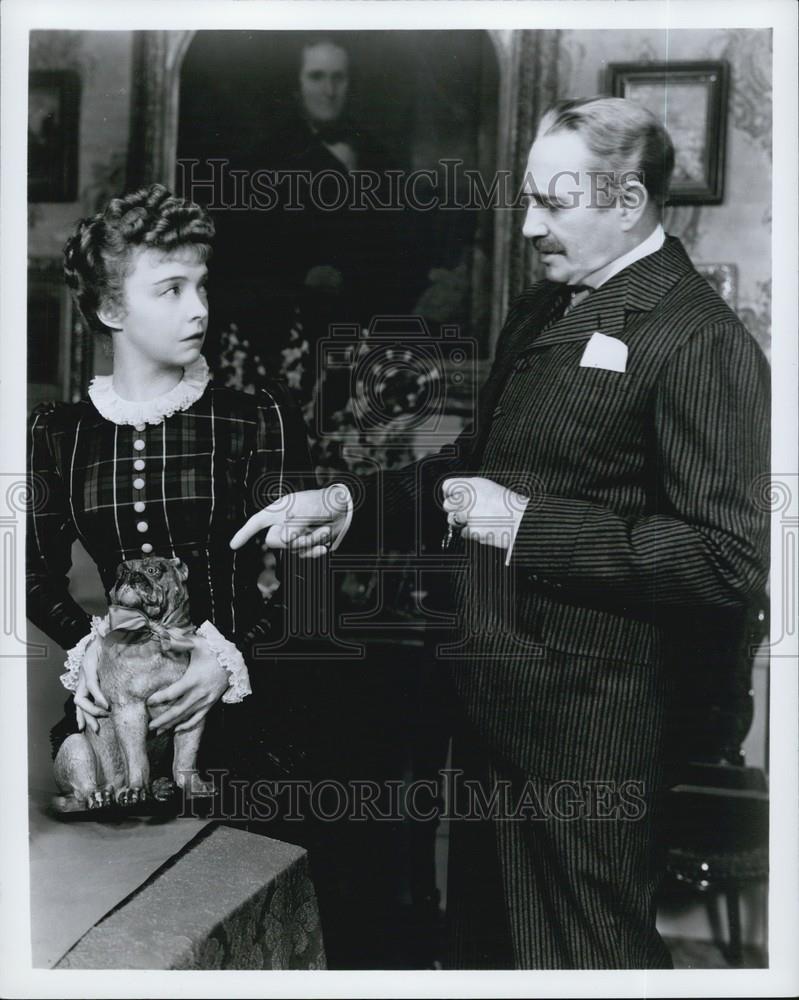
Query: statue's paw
115 785 147 806
115 787 131 806
85 790 107 810
150 777 177 803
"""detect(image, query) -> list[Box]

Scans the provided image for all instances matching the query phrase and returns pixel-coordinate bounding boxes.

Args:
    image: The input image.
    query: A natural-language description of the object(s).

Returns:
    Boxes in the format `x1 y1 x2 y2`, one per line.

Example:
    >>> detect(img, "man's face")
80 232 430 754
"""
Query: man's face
522 129 628 285
299 42 349 125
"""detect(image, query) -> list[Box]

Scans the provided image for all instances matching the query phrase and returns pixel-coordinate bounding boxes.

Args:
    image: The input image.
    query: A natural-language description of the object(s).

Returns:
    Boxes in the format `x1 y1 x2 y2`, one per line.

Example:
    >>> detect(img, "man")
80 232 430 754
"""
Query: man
264 35 415 472
296 35 351 138
231 97 769 968
270 36 409 320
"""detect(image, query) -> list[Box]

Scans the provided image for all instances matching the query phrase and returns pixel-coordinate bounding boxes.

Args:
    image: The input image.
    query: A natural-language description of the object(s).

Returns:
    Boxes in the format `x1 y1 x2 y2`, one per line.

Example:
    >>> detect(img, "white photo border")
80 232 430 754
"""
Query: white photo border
1 1 797 998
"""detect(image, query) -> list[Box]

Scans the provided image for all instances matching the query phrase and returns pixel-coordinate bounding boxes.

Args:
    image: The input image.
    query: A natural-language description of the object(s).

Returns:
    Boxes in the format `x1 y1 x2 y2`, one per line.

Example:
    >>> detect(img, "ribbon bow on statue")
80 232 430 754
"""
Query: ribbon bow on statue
104 605 195 656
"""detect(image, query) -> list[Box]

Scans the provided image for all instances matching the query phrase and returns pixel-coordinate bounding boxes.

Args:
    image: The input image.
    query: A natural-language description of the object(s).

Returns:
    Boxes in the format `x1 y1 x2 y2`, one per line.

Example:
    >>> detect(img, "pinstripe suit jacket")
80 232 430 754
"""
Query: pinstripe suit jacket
380 235 770 782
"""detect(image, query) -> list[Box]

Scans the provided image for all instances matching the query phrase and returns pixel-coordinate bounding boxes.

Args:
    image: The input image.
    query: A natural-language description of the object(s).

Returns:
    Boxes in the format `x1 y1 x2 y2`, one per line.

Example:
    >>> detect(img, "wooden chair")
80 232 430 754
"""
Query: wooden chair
660 602 769 966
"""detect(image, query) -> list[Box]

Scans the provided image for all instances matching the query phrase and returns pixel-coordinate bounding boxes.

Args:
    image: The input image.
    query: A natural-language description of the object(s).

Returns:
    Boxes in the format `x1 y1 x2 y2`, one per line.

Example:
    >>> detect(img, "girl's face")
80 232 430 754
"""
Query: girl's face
106 246 209 370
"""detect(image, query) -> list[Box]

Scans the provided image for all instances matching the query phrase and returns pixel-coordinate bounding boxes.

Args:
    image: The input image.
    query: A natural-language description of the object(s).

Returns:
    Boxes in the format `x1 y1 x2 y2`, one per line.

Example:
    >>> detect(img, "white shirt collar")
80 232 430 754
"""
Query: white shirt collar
88 355 211 427
581 224 666 290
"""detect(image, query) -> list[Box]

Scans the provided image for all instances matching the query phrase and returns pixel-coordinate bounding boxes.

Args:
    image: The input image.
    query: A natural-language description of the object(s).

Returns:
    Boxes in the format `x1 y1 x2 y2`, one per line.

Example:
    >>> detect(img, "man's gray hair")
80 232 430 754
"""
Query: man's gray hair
537 97 675 209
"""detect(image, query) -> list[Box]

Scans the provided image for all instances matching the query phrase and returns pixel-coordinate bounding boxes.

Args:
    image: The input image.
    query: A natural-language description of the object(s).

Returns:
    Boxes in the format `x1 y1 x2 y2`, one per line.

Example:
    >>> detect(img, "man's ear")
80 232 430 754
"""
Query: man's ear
618 179 649 231
96 298 124 332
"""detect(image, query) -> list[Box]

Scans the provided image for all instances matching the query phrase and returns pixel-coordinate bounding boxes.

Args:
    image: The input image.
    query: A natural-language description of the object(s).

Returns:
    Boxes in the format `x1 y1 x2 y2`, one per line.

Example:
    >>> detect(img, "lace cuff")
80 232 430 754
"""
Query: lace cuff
196 621 252 704
60 615 107 692
61 616 252 705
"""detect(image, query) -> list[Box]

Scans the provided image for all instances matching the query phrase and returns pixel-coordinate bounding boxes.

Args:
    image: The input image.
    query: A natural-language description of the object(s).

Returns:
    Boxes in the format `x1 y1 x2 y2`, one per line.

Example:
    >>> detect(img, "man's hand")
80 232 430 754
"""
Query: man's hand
147 635 229 734
441 476 529 553
229 484 351 558
74 638 109 734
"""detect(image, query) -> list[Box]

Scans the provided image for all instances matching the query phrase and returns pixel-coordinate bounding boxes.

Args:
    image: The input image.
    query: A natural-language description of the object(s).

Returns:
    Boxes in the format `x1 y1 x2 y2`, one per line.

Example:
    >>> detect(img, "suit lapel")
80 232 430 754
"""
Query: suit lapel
469 237 695 466
503 283 570 355
481 282 567 405
531 280 628 350
514 236 695 356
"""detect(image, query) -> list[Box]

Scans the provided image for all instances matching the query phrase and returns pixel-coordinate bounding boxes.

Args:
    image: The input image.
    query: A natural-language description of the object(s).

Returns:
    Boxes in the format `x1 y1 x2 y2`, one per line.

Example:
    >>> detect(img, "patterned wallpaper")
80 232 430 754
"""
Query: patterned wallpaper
28 31 134 259
28 31 135 389
27 29 773 363
557 29 773 358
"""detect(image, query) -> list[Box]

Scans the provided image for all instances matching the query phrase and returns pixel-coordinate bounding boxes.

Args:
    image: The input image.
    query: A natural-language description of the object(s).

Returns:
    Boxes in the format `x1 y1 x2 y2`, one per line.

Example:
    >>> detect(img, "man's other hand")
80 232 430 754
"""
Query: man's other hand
441 476 529 553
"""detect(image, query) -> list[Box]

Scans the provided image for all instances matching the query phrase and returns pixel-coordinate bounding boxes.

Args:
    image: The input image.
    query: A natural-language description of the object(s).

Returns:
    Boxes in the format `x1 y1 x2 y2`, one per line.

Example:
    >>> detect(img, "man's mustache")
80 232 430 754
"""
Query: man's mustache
534 239 565 254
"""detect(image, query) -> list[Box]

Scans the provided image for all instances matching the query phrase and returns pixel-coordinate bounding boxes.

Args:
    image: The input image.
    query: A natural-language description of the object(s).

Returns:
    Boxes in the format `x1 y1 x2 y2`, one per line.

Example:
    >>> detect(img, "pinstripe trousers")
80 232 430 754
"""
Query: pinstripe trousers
445 712 673 969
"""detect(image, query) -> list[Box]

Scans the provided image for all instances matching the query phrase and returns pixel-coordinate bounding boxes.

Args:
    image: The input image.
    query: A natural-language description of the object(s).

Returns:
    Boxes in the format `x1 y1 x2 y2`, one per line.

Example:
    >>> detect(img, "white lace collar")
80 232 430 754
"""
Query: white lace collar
88 356 211 427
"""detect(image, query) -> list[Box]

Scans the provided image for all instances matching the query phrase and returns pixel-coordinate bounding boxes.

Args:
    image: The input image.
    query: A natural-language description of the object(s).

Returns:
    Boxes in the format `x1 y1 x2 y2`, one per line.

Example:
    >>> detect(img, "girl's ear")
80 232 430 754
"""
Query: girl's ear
96 298 124 332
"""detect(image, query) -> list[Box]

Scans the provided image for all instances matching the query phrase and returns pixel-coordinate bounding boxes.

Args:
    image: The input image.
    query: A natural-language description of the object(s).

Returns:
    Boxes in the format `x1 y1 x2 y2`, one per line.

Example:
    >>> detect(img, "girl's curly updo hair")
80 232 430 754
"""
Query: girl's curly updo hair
63 184 215 336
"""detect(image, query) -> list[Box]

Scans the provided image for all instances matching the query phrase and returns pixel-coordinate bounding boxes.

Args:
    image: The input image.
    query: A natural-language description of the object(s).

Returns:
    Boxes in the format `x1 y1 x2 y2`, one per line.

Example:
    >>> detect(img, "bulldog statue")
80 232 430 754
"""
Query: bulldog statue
52 556 213 812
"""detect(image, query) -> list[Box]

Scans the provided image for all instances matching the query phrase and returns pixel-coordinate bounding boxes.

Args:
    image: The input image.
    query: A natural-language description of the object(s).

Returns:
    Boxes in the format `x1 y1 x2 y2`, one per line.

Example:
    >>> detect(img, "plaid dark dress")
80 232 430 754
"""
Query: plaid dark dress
27 377 317 774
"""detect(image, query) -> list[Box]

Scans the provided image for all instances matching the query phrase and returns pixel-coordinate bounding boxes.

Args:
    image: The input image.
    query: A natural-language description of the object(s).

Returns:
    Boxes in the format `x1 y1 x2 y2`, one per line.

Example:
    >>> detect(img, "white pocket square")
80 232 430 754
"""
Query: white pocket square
579 332 628 373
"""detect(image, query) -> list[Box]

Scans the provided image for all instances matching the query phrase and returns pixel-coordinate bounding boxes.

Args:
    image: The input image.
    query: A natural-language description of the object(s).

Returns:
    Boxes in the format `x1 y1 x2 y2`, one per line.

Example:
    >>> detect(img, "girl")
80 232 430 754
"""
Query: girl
27 184 323 797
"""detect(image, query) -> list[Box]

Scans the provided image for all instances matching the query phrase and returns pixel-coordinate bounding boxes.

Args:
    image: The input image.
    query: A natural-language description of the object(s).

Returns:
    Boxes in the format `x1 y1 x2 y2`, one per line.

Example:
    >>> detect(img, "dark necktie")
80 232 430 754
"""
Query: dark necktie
543 284 592 330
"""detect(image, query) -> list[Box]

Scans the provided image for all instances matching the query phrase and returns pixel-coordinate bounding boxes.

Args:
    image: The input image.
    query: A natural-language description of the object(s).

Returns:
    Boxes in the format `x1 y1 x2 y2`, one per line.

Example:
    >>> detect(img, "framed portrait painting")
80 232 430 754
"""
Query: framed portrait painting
607 61 729 205
28 69 80 202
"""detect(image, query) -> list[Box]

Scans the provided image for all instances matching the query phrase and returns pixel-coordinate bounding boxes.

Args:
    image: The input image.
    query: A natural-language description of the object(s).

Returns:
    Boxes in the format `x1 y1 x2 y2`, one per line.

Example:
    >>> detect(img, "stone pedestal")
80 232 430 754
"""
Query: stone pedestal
55 825 326 969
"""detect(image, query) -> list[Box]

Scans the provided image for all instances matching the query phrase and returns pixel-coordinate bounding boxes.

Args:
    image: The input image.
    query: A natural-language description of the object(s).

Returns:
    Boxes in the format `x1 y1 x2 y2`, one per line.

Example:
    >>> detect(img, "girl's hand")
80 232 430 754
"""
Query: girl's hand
146 635 229 734
74 638 109 734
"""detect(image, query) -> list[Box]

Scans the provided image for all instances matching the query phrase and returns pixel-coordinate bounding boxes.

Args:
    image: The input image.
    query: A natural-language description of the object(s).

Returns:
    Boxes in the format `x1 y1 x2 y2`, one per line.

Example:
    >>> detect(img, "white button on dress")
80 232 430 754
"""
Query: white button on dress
136 521 149 533
133 478 145 491
141 542 153 554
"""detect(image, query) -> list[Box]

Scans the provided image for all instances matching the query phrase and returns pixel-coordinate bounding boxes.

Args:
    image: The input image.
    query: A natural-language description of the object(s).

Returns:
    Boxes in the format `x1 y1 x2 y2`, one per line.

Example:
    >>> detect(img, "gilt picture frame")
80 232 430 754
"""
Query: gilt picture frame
607 60 729 204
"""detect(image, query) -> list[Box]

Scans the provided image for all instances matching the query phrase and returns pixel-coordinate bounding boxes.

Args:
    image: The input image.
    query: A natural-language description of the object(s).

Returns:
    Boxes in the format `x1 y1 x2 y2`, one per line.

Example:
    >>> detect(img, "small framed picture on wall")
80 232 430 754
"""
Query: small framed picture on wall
606 61 729 205
28 69 80 202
